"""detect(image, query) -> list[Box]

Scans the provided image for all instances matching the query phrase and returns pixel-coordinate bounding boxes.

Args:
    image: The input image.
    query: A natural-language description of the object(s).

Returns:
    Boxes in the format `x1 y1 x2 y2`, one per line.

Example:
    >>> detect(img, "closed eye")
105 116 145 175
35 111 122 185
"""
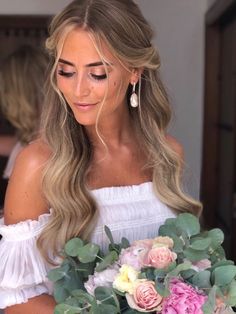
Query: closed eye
90 73 107 80
58 70 75 78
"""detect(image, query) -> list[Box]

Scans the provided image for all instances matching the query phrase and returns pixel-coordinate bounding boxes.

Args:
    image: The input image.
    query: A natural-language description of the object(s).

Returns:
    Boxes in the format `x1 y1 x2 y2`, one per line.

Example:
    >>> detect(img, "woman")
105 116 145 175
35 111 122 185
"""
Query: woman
0 45 48 179
0 0 201 313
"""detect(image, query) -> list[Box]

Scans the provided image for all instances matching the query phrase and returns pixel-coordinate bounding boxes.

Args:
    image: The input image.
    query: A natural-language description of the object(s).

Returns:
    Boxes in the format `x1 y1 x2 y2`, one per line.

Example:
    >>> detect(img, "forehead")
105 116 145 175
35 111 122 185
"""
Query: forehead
59 28 115 65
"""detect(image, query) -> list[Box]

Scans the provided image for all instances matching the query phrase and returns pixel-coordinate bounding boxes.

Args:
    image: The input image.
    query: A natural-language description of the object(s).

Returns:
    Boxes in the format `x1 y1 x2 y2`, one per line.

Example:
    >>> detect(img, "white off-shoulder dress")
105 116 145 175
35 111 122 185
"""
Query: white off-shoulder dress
0 182 176 309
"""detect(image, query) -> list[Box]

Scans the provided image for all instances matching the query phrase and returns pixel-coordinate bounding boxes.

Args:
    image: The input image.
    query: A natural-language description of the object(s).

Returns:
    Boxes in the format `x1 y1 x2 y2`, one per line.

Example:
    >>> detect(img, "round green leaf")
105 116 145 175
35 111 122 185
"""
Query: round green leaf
65 238 84 257
183 248 209 262
54 304 80 314
214 265 236 286
207 229 224 250
77 243 99 263
47 263 70 282
176 213 200 237
95 251 118 272
190 238 211 251
191 270 211 289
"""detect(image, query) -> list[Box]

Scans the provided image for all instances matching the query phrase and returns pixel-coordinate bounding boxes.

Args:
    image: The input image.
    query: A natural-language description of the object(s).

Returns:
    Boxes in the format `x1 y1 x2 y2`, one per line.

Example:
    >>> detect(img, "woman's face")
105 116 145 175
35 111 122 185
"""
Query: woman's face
56 28 136 127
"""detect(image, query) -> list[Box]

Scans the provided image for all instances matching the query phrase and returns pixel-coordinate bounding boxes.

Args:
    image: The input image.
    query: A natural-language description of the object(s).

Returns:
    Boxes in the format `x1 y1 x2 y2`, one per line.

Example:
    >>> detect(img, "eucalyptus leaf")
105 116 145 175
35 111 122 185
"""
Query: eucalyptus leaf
226 280 236 306
210 246 226 264
104 225 114 244
190 238 211 251
213 265 236 286
65 238 84 257
77 243 100 263
121 237 130 249
176 213 200 237
53 281 70 303
202 285 217 314
207 229 224 251
191 270 211 289
180 268 197 281
155 279 170 297
94 286 118 307
184 247 209 262
54 304 81 314
71 289 95 303
95 251 118 272
210 260 234 272
167 261 192 277
98 303 119 314
47 263 70 282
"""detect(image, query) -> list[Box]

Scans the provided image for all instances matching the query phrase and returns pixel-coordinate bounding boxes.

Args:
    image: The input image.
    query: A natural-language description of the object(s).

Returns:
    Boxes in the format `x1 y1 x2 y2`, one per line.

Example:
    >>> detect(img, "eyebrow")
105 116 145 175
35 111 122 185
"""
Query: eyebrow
58 58 111 67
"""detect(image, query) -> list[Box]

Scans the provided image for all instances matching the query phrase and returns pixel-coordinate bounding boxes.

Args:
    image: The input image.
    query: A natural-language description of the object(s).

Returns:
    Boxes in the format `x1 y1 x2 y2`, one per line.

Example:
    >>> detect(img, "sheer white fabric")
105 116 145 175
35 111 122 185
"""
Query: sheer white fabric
0 182 176 308
3 141 23 179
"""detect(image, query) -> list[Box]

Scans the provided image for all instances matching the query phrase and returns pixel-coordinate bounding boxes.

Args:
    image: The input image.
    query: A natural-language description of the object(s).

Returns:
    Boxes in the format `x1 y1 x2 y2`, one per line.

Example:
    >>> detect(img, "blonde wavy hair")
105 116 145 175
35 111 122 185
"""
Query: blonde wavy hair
38 0 202 263
0 45 48 144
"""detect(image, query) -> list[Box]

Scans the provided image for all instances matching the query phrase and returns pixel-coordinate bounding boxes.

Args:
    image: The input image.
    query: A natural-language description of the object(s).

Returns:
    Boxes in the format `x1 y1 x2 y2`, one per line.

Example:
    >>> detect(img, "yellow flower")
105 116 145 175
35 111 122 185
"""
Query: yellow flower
153 236 174 249
113 264 139 294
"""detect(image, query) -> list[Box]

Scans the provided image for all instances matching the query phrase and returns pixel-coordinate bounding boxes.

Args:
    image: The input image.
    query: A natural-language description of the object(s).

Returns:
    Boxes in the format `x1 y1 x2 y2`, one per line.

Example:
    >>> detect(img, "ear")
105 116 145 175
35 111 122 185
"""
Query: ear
130 68 144 84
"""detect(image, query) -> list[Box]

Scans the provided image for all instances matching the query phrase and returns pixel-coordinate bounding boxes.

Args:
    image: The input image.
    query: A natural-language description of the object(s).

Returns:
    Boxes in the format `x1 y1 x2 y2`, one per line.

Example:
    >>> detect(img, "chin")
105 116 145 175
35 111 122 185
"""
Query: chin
73 115 96 127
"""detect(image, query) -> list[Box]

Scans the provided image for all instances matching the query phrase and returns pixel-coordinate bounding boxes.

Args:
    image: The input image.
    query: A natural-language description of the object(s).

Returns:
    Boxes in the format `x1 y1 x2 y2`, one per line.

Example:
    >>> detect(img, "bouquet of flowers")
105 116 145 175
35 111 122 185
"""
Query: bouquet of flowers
48 213 236 314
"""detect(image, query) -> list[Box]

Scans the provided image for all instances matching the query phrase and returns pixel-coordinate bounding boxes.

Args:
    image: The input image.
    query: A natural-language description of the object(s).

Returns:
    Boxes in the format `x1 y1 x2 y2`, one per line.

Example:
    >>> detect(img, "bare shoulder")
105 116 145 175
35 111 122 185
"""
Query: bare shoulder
4 139 52 225
165 134 184 159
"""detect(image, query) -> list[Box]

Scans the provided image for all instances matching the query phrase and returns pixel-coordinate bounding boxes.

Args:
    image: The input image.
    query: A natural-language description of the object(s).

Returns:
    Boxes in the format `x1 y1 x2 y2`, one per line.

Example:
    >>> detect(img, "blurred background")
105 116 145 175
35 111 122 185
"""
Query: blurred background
0 0 235 261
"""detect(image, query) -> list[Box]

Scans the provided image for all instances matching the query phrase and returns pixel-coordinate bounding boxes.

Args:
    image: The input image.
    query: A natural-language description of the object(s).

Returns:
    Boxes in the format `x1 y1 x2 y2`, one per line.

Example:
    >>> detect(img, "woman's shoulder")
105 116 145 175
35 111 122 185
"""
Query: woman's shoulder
4 139 52 224
16 139 52 169
165 134 184 159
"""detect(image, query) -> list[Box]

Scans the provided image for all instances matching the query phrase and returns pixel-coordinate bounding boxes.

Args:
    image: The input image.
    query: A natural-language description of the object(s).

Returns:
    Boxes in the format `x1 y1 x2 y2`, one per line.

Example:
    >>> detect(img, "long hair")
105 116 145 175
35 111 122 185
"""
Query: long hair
38 0 202 263
0 45 48 144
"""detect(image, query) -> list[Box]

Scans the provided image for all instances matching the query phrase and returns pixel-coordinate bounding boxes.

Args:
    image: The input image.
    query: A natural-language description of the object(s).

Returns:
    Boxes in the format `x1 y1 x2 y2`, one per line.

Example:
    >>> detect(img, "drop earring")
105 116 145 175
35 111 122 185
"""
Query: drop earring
130 82 138 108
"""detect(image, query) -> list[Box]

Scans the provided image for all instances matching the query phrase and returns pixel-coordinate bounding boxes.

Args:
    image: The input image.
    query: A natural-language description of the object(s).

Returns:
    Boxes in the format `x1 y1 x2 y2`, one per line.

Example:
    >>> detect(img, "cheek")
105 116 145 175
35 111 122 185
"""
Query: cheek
56 76 72 96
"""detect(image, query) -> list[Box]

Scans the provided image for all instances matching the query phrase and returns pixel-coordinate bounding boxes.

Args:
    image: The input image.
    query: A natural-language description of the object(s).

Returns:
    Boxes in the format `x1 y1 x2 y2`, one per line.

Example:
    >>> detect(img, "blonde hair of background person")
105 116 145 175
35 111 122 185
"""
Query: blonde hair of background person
0 45 48 178
1 0 202 313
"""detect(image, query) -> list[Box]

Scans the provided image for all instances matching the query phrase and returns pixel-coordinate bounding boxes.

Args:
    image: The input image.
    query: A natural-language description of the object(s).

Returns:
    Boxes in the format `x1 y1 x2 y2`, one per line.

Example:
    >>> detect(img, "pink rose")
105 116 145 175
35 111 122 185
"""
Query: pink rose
192 259 211 271
161 278 207 314
126 280 163 312
84 264 119 295
131 239 154 250
153 236 174 249
119 246 148 271
144 246 177 269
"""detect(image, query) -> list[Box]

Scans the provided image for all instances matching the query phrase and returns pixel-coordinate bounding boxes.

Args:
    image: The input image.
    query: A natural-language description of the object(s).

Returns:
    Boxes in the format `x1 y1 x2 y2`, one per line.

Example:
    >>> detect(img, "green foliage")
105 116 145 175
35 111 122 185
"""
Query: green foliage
48 214 236 314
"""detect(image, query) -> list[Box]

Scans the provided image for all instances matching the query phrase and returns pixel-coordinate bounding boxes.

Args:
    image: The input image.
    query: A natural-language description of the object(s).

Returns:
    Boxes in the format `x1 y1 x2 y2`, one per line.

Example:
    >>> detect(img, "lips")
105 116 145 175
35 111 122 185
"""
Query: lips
73 102 97 111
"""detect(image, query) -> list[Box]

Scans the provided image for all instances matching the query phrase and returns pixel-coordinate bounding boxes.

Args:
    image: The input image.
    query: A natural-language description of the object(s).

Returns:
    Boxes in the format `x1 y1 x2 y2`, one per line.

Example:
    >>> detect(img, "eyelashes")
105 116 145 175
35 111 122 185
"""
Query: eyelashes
57 70 75 78
91 73 107 80
58 70 107 81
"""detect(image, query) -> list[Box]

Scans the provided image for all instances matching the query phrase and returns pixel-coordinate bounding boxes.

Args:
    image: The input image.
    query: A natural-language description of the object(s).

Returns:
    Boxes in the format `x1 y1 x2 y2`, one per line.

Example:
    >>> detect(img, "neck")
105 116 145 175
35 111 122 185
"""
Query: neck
85 109 136 150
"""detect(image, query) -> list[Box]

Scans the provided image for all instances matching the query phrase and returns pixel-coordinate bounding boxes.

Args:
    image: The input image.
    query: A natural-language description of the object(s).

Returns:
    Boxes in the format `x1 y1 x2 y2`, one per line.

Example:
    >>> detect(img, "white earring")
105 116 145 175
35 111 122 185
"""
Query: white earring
130 82 138 108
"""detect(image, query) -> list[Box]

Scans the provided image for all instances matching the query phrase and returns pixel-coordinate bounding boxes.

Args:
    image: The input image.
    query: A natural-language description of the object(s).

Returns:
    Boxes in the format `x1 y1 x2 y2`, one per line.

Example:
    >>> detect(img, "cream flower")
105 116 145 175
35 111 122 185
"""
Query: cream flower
113 264 139 294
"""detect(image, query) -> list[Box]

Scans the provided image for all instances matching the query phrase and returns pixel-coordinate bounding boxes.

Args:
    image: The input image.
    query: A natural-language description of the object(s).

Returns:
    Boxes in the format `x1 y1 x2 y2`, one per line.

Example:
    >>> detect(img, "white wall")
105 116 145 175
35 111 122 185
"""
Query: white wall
0 0 71 14
137 0 207 198
0 0 208 198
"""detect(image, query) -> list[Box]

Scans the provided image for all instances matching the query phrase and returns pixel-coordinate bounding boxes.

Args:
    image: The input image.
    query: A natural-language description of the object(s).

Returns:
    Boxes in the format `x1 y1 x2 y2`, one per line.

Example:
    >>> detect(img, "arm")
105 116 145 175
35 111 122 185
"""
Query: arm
0 135 17 156
3 141 56 314
5 295 56 314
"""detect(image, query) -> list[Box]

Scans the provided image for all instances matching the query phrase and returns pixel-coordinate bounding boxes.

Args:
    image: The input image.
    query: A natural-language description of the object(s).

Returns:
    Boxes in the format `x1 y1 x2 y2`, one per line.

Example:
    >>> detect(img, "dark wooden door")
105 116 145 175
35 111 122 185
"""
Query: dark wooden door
201 1 236 261
216 17 236 259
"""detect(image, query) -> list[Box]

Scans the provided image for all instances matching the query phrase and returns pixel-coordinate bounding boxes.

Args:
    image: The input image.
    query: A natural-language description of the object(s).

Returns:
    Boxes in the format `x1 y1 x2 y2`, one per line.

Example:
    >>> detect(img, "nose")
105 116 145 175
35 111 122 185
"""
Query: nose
74 73 90 98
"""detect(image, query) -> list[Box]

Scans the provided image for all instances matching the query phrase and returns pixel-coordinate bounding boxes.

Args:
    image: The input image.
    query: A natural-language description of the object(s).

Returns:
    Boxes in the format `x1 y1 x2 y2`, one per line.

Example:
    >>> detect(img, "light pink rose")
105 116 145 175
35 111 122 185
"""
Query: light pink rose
126 280 163 312
161 278 207 314
144 246 177 269
153 236 174 249
131 239 154 250
192 259 211 271
119 246 148 271
84 264 119 295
